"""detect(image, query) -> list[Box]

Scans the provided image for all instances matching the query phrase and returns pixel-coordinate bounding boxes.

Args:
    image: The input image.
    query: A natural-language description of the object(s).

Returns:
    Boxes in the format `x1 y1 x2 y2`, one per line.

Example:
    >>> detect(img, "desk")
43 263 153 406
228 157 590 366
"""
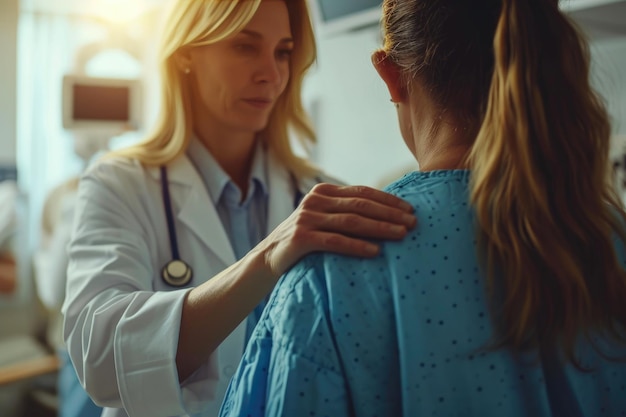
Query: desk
0 335 59 386
0 354 59 386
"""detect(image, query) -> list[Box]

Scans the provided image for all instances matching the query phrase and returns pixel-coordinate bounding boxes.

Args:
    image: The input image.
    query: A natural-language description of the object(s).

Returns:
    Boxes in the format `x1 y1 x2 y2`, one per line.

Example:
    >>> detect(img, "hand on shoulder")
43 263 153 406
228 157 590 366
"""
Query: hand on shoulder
255 182 417 277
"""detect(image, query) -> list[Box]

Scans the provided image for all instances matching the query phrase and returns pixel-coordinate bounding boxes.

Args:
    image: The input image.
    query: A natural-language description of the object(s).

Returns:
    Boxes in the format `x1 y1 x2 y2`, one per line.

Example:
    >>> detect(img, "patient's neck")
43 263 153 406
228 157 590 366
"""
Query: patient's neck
412 118 473 172
405 81 474 172
418 144 470 171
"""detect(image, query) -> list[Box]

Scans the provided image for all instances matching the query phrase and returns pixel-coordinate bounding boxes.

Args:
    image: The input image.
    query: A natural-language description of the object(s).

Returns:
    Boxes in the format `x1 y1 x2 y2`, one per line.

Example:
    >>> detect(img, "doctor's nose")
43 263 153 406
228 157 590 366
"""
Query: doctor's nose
253 54 285 85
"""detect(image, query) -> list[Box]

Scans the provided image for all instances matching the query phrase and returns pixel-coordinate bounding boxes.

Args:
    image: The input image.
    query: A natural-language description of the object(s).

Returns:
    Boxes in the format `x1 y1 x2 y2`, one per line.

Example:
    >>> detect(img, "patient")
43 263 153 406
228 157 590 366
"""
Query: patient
220 0 626 416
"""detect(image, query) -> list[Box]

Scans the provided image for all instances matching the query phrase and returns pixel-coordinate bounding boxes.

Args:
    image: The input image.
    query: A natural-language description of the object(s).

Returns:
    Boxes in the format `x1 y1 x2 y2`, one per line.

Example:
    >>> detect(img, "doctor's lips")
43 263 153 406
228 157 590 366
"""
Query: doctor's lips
243 97 273 109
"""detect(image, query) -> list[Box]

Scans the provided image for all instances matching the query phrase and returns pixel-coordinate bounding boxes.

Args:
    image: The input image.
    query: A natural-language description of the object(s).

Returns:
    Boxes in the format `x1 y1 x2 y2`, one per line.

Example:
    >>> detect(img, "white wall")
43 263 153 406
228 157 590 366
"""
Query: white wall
0 0 18 165
303 27 418 188
592 38 626 137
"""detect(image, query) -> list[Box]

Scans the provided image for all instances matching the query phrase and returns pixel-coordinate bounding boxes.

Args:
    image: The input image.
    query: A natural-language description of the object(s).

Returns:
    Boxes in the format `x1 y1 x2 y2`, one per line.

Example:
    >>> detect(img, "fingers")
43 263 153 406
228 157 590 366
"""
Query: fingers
297 209 409 241
259 226 381 278
300 184 417 231
311 183 414 212
308 231 380 258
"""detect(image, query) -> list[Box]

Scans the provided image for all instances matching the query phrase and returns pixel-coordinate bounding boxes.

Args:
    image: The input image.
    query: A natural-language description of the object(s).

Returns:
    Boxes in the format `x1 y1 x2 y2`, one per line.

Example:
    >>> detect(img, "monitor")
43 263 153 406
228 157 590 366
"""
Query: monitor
62 75 142 131
309 0 382 36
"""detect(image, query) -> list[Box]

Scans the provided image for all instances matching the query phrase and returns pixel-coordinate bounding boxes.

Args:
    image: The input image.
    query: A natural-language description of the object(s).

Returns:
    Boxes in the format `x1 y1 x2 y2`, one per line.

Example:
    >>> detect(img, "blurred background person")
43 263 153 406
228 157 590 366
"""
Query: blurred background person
34 130 112 417
0 253 16 295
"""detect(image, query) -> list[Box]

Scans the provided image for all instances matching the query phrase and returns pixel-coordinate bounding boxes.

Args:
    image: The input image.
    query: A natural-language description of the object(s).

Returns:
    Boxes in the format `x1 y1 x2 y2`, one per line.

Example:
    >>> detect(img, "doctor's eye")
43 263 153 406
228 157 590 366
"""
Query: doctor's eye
276 48 293 61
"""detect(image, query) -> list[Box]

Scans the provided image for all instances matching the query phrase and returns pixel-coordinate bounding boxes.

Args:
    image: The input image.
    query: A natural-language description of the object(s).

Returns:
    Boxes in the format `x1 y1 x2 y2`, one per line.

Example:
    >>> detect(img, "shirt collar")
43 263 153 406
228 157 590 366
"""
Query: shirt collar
185 138 268 205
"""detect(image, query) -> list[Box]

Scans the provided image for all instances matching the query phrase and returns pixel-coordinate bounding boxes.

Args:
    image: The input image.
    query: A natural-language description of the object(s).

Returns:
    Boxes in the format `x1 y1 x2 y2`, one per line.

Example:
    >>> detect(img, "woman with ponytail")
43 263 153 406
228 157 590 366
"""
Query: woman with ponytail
220 0 626 416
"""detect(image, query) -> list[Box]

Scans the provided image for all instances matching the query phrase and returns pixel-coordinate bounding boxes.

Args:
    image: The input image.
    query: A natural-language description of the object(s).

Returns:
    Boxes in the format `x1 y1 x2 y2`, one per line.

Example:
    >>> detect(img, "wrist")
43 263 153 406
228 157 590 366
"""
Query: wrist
242 240 280 287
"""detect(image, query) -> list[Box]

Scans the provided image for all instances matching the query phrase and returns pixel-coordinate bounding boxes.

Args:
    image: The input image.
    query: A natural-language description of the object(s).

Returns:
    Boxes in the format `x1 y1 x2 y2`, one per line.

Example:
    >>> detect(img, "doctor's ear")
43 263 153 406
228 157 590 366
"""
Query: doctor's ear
174 49 193 75
372 50 405 104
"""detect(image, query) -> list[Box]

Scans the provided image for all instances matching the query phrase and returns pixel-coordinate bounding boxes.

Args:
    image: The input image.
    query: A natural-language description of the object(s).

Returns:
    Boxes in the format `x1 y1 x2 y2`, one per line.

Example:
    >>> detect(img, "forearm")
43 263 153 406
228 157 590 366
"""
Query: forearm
176 246 276 381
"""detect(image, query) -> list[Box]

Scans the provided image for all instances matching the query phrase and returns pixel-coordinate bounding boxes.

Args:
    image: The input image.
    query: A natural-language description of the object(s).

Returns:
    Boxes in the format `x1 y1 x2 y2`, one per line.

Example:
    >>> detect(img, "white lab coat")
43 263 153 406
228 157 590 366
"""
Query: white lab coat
62 152 334 417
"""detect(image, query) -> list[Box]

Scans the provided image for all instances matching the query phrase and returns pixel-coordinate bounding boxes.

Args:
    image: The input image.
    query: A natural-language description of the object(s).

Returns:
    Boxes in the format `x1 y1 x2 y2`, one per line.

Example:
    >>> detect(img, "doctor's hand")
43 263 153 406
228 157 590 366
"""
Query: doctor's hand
254 183 417 278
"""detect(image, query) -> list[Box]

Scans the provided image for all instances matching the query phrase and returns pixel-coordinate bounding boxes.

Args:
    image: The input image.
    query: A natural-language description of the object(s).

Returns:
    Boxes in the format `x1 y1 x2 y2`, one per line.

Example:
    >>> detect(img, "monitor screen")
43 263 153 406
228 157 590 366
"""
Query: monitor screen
62 75 141 131
317 0 381 21
310 0 381 35
72 84 130 122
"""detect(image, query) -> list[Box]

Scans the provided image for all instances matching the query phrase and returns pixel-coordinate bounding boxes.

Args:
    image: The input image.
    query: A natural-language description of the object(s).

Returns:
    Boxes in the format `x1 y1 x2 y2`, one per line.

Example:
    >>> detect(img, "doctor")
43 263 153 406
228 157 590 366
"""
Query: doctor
62 1 417 416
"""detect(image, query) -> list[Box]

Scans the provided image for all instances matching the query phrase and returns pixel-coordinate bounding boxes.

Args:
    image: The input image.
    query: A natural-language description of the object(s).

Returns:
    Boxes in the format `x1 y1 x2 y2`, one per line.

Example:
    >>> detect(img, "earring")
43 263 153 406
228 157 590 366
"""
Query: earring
184 67 191 74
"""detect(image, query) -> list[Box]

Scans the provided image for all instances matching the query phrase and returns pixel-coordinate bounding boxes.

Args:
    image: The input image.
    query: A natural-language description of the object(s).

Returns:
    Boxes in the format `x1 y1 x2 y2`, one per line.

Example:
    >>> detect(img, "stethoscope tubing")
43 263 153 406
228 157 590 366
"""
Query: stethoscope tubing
160 166 180 260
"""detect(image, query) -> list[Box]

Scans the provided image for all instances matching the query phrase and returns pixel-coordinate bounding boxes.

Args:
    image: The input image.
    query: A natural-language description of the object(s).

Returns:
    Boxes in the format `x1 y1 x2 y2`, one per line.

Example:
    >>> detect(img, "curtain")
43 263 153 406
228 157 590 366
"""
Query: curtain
16 11 147 254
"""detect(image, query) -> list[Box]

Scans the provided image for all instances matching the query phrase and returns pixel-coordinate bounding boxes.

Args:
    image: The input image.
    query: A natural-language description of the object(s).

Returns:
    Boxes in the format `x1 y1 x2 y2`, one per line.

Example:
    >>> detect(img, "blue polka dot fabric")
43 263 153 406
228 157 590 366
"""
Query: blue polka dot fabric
219 170 626 417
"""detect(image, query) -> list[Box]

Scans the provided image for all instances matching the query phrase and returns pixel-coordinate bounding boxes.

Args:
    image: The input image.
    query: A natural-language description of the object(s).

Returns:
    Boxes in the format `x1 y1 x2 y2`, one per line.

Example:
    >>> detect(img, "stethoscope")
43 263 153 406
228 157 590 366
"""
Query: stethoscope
160 166 193 287
160 165 314 287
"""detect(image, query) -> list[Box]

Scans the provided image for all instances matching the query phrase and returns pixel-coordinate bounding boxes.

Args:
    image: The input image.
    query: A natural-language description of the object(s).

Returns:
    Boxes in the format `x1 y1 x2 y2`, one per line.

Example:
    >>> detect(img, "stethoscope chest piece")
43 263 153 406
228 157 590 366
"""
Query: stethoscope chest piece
162 259 193 287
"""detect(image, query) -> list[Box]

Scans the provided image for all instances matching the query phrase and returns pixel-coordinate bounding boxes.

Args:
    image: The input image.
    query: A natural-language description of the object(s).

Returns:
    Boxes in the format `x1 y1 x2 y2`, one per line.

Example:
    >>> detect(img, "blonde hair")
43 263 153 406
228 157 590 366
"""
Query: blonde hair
382 0 626 366
110 0 318 179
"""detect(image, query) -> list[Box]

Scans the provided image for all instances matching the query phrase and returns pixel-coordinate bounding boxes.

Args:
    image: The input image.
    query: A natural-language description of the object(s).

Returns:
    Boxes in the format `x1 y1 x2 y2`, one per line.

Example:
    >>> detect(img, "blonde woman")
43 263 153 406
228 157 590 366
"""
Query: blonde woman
220 0 626 416
61 1 416 416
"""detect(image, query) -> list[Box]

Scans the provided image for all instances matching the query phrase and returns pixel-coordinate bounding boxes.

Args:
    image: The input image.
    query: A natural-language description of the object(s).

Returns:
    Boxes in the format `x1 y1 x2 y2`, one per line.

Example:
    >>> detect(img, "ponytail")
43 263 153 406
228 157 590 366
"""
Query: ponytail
469 0 626 365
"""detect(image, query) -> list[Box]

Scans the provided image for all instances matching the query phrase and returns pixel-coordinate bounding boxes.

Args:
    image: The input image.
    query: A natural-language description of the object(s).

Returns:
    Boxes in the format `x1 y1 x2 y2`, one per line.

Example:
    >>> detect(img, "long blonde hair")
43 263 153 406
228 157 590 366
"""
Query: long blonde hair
110 0 318 179
382 0 626 365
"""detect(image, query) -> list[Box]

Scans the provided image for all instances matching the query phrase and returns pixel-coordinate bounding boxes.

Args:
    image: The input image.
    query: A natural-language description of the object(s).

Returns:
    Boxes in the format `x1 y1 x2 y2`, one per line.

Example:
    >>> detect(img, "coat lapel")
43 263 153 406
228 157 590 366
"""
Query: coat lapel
148 156 237 266
148 152 313 266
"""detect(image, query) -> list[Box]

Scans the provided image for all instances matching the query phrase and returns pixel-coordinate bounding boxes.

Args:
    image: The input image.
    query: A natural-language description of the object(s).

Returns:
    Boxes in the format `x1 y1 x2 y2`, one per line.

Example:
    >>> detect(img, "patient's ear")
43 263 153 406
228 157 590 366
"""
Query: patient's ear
371 50 405 103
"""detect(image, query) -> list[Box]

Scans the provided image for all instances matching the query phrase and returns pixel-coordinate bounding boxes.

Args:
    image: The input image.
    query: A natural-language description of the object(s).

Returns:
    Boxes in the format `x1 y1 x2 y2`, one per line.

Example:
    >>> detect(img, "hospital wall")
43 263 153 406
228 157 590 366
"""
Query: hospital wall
591 38 626 151
302 27 418 188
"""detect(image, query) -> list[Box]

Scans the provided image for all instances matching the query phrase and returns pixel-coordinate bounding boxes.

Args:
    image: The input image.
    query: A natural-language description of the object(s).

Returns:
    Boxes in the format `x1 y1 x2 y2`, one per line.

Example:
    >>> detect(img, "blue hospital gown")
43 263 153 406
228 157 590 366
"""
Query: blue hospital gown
219 170 626 417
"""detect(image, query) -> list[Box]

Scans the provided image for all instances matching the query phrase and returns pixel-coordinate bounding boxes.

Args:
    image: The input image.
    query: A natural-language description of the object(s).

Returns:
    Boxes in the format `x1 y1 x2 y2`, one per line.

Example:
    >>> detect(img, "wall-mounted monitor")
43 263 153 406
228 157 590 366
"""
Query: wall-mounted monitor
309 0 382 36
62 75 142 131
